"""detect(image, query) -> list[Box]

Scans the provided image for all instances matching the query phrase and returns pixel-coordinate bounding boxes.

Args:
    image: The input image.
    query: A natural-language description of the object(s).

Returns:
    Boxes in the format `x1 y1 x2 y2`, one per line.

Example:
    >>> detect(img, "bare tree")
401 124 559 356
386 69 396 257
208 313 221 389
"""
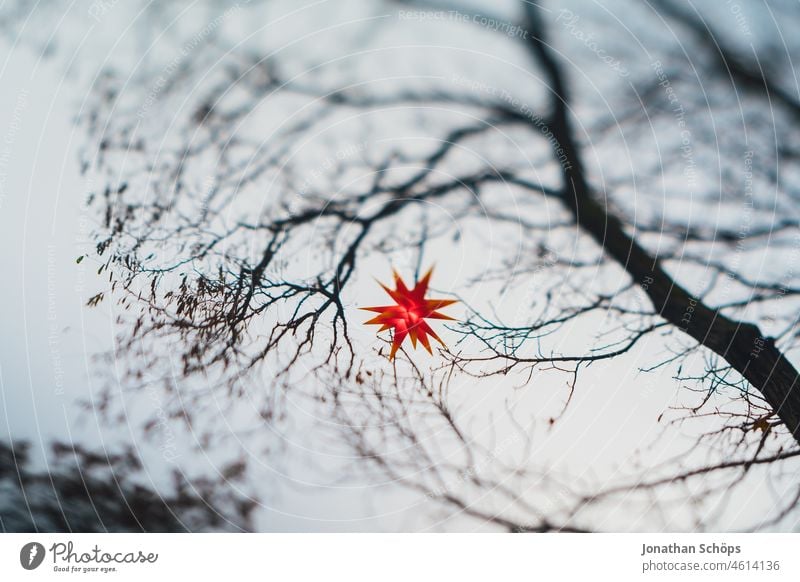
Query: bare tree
10 0 799 530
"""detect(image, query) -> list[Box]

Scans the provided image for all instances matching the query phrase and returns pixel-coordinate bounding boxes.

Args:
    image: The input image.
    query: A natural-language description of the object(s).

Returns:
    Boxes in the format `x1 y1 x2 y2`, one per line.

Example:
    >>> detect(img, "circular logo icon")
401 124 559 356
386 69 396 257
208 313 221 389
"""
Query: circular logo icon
19 542 46 570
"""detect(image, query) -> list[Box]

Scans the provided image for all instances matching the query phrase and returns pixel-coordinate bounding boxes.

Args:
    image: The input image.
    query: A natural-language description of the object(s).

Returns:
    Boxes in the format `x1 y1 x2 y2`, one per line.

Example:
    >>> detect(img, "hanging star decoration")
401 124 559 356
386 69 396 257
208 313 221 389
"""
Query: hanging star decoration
361 267 457 360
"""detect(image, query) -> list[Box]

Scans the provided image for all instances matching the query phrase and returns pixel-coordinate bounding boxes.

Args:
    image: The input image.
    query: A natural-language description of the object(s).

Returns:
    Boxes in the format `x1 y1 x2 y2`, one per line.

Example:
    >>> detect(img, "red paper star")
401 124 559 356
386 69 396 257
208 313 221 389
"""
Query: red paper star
361 267 457 360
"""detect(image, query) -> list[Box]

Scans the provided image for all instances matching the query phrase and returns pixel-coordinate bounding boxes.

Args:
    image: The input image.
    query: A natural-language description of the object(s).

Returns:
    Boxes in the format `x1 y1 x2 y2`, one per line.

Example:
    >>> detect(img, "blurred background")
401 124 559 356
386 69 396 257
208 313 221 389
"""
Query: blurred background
1 0 800 532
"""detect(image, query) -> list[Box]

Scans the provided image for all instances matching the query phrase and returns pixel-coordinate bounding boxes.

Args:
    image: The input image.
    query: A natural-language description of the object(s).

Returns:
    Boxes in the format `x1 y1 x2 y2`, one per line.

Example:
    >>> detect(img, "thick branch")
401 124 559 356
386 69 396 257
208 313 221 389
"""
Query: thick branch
522 4 800 442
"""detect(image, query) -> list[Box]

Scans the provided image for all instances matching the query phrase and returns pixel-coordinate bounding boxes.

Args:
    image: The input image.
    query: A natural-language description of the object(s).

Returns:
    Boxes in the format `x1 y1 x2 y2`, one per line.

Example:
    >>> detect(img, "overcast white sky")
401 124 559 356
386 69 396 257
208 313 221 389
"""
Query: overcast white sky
1 0 798 532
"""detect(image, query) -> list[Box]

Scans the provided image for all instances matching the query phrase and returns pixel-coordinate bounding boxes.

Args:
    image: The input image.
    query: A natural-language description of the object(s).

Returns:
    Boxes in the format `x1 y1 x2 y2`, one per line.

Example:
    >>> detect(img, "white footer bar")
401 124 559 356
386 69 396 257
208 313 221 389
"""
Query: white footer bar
1 533 797 580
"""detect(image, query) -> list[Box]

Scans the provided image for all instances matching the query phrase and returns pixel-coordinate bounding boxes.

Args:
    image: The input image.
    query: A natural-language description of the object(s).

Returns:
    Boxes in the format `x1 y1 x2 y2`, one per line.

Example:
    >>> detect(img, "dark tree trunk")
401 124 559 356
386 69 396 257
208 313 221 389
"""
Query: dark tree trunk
522 5 800 443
